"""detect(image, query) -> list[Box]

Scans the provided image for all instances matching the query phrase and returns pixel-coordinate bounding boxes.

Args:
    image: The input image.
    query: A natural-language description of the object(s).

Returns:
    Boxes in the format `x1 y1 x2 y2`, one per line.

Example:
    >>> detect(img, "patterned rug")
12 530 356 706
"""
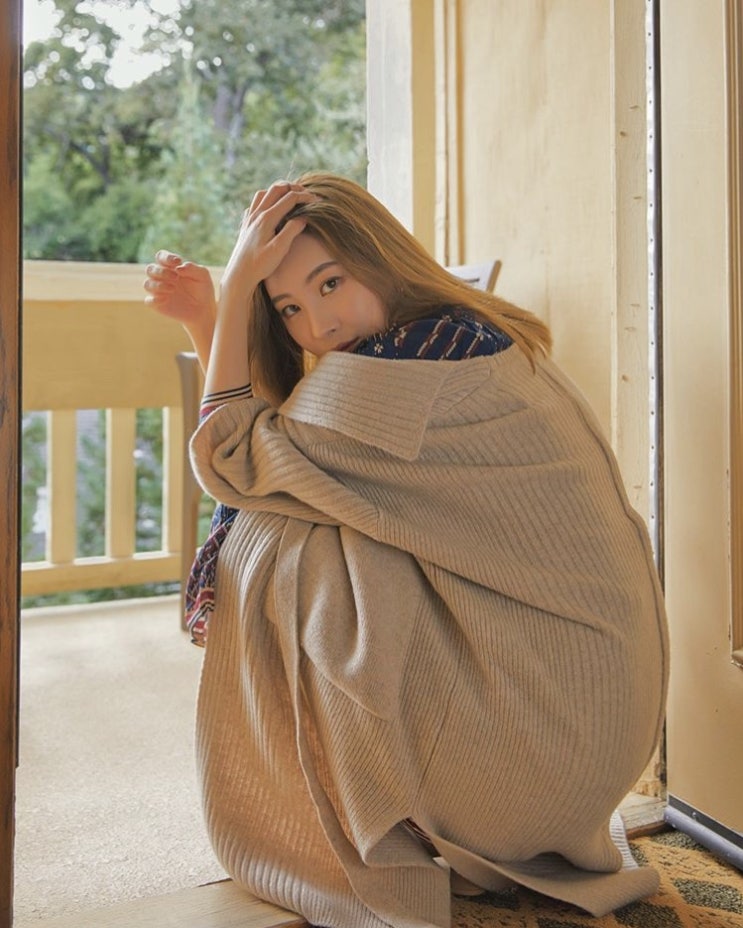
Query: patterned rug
452 830 743 927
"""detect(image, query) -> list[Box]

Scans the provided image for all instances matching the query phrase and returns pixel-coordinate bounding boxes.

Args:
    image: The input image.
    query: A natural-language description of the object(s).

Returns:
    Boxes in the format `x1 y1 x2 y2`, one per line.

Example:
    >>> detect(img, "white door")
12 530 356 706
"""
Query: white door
660 0 743 862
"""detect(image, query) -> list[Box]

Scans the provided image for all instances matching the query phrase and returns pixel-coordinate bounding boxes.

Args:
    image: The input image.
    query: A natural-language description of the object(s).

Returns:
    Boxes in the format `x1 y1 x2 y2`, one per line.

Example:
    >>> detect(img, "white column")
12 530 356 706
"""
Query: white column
366 0 437 254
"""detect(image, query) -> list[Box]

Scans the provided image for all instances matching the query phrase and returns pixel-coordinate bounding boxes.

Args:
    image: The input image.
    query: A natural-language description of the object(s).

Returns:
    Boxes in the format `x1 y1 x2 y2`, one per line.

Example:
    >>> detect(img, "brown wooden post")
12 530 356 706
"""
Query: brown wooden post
0 0 21 924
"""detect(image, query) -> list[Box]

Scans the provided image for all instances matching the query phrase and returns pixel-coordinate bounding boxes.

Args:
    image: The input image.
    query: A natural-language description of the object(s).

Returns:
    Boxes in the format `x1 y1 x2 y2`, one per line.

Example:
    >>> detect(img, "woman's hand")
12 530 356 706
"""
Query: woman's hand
144 252 217 328
144 252 217 372
201 182 313 399
219 182 314 301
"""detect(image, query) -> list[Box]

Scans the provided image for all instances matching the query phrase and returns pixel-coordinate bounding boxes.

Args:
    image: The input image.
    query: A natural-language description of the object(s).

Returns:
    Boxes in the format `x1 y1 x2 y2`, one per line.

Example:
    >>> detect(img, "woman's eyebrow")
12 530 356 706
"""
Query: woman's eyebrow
271 261 341 305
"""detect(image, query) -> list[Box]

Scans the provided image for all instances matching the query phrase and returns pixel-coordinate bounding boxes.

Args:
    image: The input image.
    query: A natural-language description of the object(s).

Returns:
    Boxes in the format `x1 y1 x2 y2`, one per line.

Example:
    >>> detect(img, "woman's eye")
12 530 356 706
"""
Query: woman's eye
280 304 300 319
320 276 340 295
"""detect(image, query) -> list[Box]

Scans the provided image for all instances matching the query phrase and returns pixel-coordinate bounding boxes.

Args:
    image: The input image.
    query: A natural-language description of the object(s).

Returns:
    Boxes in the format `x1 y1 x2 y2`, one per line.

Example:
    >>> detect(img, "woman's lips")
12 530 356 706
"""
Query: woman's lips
334 338 361 353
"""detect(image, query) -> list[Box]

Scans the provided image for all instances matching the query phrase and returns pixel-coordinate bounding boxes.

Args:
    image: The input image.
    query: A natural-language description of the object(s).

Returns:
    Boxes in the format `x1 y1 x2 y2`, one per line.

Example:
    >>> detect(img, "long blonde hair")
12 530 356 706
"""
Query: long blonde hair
247 171 552 405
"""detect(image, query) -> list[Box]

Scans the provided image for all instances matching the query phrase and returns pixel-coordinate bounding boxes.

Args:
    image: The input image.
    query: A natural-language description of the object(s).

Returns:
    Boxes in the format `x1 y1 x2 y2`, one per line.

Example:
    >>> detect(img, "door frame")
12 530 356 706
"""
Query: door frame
660 0 743 853
0 0 21 925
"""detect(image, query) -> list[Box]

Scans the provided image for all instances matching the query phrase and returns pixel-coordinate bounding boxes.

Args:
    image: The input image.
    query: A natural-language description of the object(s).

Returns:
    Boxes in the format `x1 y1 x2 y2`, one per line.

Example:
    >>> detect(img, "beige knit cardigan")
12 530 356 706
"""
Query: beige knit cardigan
190 346 669 928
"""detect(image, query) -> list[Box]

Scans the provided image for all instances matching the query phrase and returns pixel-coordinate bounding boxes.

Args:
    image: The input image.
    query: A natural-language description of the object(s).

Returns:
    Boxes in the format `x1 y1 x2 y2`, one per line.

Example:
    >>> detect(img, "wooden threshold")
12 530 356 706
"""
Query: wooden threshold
25 880 308 928
26 794 667 928
620 791 668 838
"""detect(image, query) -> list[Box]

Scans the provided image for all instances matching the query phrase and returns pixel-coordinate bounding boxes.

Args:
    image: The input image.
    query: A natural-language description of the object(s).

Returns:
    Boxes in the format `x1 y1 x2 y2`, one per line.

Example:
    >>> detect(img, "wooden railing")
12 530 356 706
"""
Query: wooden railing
21 260 203 597
20 259 498 600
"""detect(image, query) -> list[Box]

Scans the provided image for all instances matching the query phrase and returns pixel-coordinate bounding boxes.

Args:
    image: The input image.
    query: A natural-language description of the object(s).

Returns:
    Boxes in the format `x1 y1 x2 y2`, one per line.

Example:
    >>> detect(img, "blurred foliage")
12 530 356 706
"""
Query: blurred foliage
21 413 47 563
21 408 181 608
21 0 365 607
23 0 366 265
137 64 237 263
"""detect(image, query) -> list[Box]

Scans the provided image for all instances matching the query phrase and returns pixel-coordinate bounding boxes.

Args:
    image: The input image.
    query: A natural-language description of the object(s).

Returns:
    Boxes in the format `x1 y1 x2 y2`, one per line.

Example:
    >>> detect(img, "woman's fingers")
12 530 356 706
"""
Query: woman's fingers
246 181 309 224
146 261 174 278
154 249 183 267
243 181 314 228
218 181 315 293
145 252 181 297
144 262 175 289
271 214 308 254
144 251 215 329
247 185 272 217
144 257 186 305
246 183 287 221
257 190 316 241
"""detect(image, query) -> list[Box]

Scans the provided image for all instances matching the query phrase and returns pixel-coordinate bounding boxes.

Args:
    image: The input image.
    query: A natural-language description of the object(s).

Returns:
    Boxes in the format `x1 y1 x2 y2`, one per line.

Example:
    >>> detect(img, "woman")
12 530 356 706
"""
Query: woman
144 173 669 928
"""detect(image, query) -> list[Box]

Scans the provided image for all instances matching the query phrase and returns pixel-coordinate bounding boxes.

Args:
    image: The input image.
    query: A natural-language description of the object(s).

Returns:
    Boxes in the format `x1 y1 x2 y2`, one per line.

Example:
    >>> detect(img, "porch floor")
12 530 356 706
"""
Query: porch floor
14 596 226 926
14 595 664 928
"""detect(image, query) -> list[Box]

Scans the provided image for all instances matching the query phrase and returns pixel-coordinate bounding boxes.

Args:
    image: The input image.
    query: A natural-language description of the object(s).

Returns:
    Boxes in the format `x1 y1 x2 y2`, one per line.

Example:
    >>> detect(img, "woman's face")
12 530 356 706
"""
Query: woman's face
263 233 387 357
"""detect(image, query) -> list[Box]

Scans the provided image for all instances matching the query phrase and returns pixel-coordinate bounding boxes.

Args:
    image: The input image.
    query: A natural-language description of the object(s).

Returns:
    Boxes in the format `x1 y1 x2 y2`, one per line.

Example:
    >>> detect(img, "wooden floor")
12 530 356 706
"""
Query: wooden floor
618 791 667 837
26 881 308 928
27 794 665 928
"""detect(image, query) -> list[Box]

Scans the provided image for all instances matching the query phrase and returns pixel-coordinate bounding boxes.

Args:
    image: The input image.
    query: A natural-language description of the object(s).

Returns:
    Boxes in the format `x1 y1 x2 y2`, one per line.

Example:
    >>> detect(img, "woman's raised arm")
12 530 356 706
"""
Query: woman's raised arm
144 251 217 373
203 182 313 401
144 181 314 396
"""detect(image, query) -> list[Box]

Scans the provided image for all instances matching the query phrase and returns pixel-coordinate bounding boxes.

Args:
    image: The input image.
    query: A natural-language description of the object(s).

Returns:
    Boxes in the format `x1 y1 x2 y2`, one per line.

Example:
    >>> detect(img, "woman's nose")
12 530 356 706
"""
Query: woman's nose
307 305 339 341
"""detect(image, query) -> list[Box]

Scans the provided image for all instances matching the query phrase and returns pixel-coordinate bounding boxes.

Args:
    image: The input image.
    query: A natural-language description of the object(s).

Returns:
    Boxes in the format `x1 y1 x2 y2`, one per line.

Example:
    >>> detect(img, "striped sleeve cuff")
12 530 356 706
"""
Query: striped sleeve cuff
199 383 253 421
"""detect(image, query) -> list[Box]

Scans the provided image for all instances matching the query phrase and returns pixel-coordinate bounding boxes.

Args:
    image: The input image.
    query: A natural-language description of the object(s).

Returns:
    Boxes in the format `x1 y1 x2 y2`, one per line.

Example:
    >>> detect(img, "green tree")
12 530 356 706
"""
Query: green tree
23 151 84 259
21 413 47 562
138 64 237 264
143 0 366 194
135 408 165 553
23 0 366 262
23 0 178 260
76 411 106 558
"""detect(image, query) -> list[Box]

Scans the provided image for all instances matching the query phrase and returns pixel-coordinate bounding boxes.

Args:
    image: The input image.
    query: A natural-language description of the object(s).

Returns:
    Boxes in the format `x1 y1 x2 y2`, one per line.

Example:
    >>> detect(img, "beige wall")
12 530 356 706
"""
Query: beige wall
367 0 743 823
457 1 615 429
367 0 660 795
367 0 653 517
